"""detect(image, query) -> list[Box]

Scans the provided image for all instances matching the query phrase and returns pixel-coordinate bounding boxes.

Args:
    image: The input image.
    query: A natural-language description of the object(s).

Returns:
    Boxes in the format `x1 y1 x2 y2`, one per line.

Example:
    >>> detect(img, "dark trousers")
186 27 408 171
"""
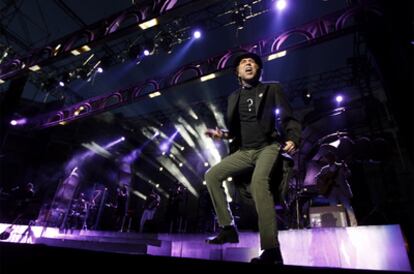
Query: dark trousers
205 143 281 249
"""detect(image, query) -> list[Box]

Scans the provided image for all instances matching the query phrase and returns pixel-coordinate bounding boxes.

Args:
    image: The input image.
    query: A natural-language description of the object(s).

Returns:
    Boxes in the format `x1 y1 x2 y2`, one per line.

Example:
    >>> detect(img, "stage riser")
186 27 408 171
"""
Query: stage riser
0 223 410 271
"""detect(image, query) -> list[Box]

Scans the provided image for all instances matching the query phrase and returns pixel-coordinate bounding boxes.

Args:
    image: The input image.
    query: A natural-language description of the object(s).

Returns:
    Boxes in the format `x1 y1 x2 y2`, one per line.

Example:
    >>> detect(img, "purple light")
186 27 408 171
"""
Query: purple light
335 95 343 103
143 49 150 56
275 0 287 10
193 30 202 39
275 108 280 115
160 142 169 152
159 130 179 153
97 67 103 73
10 118 27 126
105 136 126 148
59 81 65 87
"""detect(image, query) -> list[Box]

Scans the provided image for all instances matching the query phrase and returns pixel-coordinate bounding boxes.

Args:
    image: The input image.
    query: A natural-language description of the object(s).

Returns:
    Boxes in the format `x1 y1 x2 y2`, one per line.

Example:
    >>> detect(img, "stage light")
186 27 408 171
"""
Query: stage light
204 162 209 167
275 108 280 115
302 90 312 105
53 44 61 56
275 0 287 10
0 79 4 84
200 73 216 82
267 50 287 61
29 65 41 72
160 142 169 152
71 45 91 56
139 18 158 30
179 163 183 167
59 81 65 87
335 95 343 103
10 120 17 126
142 40 155 56
193 30 202 39
149 91 161 98
203 181 206 185
159 167 164 171
97 67 103 73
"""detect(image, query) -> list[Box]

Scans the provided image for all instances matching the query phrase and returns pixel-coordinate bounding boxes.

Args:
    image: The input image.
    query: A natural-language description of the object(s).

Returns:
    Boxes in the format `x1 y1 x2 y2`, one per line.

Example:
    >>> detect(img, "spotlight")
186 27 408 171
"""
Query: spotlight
10 118 27 126
160 142 169 152
335 95 343 103
302 90 312 105
204 162 209 167
178 162 183 167
275 0 287 10
275 108 280 115
59 81 65 87
97 67 103 73
193 30 202 39
142 40 155 56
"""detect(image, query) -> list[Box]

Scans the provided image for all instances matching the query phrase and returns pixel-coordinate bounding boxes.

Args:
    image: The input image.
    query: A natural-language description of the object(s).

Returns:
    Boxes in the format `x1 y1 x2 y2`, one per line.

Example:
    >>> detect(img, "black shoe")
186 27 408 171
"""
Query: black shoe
250 247 284 265
206 226 239 244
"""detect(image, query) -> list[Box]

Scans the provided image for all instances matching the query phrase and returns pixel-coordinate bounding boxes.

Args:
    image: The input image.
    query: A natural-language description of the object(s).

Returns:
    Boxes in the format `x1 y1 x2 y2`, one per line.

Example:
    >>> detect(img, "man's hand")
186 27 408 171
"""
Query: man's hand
205 127 224 139
283 140 296 154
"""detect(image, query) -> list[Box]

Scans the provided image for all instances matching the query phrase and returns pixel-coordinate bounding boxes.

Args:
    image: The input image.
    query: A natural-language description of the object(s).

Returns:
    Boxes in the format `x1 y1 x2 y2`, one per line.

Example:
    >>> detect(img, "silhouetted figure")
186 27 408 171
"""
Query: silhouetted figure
66 192 88 230
11 182 36 224
115 185 128 231
315 151 357 226
139 188 160 232
165 184 184 232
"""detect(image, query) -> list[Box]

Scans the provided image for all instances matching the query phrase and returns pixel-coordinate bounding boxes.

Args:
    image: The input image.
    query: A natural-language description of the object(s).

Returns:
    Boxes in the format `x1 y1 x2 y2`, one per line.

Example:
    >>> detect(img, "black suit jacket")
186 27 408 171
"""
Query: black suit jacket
225 82 301 153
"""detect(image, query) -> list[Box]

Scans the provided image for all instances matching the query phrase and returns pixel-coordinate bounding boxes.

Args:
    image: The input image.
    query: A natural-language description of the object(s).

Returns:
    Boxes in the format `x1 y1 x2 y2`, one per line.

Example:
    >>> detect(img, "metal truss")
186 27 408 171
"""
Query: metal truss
1 0 274 97
24 1 382 129
124 61 382 131
0 0 227 81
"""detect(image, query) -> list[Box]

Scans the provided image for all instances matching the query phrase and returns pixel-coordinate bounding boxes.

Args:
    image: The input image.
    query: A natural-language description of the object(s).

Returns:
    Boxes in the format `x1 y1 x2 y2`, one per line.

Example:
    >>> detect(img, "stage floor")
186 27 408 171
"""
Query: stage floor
0 223 411 272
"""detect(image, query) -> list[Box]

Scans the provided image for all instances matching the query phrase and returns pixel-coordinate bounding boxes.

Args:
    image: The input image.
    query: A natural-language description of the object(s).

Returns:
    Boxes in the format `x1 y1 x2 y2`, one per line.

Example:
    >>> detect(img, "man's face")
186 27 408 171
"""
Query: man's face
236 58 260 82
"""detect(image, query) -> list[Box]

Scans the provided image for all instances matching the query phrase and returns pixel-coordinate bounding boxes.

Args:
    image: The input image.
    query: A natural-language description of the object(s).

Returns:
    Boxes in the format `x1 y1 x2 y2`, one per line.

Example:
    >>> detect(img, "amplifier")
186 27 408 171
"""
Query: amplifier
309 205 348 227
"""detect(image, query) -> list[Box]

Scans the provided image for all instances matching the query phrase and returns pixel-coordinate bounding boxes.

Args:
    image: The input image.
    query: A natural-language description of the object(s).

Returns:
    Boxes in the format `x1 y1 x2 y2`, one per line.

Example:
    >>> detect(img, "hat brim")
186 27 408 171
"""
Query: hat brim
233 52 263 69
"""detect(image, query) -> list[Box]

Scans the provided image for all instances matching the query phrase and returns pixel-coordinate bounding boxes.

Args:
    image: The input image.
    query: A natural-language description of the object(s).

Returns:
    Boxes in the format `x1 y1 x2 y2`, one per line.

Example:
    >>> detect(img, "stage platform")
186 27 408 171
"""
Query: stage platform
0 223 411 272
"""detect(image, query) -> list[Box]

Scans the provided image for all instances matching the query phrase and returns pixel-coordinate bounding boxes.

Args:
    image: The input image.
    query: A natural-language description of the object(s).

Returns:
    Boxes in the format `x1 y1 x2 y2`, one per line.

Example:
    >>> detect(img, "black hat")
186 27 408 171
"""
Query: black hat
233 52 263 69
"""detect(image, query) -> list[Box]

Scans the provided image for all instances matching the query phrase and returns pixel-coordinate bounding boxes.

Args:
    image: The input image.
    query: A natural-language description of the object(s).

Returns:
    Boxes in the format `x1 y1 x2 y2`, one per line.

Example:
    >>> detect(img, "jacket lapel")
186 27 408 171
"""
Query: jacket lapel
255 83 268 116
228 90 240 122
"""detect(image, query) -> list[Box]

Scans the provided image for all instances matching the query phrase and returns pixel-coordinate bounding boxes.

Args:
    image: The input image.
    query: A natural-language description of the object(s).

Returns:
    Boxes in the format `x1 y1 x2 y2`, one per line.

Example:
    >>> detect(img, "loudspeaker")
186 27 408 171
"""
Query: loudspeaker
309 205 348 228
